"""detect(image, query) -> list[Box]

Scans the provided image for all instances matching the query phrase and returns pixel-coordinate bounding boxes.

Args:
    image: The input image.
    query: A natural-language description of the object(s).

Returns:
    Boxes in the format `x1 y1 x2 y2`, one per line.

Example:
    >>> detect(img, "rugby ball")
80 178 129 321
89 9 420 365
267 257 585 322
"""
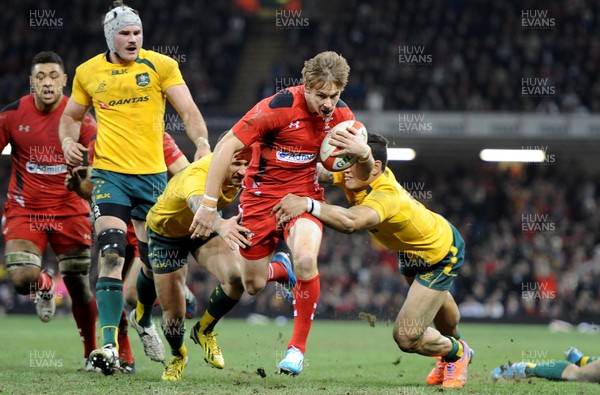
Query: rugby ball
319 120 368 171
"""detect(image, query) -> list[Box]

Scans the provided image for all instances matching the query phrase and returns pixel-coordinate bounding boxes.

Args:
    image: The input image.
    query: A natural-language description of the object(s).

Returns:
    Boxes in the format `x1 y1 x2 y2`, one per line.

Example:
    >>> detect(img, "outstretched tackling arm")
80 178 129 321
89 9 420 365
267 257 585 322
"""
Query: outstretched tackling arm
272 193 381 233
189 130 247 239
187 195 250 250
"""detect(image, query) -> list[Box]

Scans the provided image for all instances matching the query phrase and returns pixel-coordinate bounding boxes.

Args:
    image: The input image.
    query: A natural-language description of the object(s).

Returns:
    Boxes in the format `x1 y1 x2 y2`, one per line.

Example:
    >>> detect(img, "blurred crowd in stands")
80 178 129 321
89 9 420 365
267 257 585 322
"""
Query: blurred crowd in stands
2 158 599 325
0 1 249 110
2 1 599 114
260 0 599 113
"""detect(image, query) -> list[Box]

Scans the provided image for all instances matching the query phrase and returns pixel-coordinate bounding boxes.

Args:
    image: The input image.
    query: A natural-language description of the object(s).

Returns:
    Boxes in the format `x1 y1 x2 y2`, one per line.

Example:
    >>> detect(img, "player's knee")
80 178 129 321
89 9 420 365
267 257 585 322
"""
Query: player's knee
244 278 266 296
395 334 421 354
560 364 579 381
393 326 423 353
290 251 317 278
59 252 93 302
98 228 126 270
5 252 42 294
10 274 36 295
58 252 91 277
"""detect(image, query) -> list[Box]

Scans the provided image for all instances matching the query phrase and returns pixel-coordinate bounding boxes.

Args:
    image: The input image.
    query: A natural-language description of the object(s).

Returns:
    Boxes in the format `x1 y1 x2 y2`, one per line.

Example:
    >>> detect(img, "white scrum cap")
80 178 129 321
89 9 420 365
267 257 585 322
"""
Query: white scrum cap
103 3 142 53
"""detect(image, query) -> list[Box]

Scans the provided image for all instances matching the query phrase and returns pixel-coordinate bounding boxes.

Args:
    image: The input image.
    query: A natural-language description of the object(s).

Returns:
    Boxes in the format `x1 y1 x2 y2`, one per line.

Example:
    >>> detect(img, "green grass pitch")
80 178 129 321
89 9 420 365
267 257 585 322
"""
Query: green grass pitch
0 315 598 394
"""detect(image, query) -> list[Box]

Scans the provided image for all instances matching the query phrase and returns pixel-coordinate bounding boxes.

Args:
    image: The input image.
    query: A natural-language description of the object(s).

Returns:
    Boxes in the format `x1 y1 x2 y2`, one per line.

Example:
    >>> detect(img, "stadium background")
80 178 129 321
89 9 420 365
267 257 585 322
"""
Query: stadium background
1 0 599 331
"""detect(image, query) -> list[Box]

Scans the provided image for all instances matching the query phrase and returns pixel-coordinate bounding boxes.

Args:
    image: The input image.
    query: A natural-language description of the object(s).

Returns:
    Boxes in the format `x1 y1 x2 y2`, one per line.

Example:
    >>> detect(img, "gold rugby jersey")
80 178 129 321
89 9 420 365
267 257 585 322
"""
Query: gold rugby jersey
147 154 241 238
333 168 452 265
71 49 184 174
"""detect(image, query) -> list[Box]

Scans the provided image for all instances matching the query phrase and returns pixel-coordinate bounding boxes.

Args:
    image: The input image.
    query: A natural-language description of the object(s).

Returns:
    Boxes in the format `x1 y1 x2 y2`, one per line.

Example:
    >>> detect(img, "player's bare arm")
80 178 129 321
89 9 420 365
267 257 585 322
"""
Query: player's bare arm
330 127 373 181
272 193 381 232
187 195 250 249
165 83 210 159
59 98 90 166
212 214 252 250
189 131 246 239
167 155 190 174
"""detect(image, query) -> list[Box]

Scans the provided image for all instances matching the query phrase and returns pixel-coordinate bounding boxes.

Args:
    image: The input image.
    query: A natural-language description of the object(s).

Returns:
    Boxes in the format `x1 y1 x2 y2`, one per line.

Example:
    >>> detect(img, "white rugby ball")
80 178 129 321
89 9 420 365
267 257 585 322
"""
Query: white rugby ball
320 120 368 171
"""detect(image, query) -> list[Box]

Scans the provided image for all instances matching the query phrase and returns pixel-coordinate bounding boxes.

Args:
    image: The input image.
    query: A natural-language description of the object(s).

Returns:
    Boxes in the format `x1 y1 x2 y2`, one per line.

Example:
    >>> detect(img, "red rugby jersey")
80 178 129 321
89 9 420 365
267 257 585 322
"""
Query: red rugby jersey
161 132 185 168
0 95 95 214
232 85 354 199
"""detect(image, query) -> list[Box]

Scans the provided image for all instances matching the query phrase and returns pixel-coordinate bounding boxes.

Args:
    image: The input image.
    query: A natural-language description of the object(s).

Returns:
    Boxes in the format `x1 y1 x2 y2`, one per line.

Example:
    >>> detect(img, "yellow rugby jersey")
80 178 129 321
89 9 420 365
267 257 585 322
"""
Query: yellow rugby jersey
333 169 452 265
71 49 185 174
146 154 241 238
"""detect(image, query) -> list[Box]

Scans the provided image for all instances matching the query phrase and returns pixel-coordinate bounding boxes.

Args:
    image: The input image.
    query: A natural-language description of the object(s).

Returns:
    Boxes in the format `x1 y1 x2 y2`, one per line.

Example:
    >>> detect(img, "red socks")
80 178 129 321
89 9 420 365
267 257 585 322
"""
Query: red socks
71 297 98 358
267 261 289 282
37 271 52 292
287 274 320 353
118 308 134 363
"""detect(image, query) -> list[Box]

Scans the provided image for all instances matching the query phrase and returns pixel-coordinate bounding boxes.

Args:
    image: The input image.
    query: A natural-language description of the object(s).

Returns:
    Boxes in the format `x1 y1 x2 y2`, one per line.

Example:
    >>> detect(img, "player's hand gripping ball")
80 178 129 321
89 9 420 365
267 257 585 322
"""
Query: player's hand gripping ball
319 120 368 171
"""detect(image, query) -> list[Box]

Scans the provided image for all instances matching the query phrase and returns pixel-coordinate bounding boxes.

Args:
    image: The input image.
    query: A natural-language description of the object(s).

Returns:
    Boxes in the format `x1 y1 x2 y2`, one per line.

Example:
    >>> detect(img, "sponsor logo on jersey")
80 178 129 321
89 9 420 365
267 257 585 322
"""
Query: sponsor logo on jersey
288 121 301 129
111 69 128 75
276 150 316 164
107 96 149 106
18 124 30 132
136 73 150 87
98 100 110 109
25 162 67 175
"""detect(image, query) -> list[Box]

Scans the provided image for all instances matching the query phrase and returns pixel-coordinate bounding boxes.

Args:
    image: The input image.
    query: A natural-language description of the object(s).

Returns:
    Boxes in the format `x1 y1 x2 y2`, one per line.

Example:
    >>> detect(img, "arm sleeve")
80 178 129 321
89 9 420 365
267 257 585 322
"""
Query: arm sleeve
360 187 400 223
70 68 92 107
78 113 97 148
162 132 185 167
157 55 185 91
0 110 10 151
231 99 286 147
182 167 207 202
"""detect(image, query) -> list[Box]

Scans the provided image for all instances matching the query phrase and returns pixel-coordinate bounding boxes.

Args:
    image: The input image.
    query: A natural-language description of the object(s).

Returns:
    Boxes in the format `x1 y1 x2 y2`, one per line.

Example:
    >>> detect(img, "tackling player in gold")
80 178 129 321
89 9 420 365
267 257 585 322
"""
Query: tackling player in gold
273 133 473 388
144 147 296 381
